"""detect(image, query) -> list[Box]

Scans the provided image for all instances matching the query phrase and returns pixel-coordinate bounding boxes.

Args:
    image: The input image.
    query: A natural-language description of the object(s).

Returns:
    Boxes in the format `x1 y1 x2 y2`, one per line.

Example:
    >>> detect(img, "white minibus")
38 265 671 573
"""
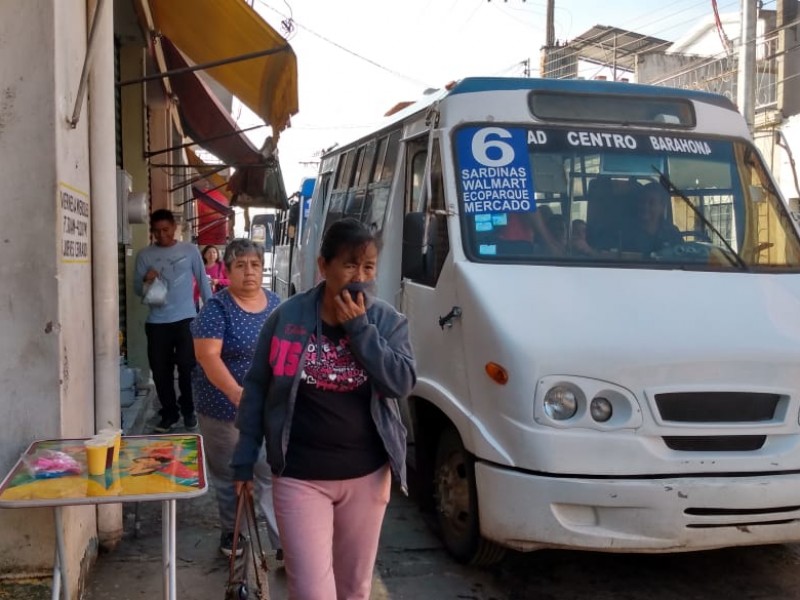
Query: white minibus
296 77 800 565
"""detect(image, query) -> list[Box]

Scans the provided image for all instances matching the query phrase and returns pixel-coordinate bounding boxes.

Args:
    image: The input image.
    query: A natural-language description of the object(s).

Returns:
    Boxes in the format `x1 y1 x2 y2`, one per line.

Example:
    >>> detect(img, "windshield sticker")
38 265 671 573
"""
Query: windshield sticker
457 126 535 215
479 244 498 255
492 213 508 226
475 214 493 232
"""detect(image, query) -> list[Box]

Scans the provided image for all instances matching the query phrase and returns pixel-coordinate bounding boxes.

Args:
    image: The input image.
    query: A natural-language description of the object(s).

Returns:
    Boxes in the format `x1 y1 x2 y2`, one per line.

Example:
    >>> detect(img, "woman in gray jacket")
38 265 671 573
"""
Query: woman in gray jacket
232 218 416 600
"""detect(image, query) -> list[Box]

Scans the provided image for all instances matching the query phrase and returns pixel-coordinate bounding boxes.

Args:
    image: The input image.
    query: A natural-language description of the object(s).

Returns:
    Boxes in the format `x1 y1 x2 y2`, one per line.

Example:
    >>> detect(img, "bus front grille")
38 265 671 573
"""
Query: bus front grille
663 435 766 451
655 392 781 423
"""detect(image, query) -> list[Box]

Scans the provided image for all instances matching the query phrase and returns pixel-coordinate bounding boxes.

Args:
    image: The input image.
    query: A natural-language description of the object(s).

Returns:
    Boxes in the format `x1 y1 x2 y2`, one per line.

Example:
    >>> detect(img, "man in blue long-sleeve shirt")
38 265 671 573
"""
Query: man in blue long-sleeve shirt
134 209 212 432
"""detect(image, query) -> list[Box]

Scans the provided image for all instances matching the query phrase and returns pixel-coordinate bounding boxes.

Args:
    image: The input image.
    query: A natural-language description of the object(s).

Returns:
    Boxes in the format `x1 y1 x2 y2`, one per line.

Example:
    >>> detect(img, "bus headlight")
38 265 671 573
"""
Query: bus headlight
543 386 578 420
590 397 613 422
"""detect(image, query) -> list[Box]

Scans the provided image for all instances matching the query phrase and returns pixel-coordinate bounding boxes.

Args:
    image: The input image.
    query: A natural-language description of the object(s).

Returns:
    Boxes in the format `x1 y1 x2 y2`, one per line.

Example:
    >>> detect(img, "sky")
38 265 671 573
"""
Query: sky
235 0 760 201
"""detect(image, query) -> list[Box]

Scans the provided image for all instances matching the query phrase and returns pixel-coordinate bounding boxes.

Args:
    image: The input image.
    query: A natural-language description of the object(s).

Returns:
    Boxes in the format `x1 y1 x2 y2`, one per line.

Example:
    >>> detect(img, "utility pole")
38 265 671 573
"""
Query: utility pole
737 0 757 130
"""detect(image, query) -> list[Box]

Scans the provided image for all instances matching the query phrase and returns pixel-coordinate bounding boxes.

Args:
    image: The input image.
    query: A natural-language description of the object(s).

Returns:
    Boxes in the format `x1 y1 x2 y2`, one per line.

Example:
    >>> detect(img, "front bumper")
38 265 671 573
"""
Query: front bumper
476 461 800 552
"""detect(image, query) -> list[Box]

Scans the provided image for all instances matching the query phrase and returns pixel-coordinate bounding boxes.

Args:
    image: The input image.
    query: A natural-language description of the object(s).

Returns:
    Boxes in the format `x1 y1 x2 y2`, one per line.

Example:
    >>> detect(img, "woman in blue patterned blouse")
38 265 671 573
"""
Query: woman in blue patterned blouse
190 238 282 558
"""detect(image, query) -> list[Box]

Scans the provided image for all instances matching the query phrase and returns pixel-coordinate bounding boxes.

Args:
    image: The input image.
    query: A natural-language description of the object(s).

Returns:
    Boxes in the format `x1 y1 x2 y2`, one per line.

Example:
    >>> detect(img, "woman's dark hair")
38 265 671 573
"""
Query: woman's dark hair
319 218 379 262
201 245 219 264
222 238 265 270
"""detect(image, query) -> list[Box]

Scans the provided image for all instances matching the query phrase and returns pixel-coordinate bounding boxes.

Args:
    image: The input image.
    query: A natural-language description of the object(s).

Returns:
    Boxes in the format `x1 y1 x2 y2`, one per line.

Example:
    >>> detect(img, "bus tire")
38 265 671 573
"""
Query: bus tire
433 426 506 566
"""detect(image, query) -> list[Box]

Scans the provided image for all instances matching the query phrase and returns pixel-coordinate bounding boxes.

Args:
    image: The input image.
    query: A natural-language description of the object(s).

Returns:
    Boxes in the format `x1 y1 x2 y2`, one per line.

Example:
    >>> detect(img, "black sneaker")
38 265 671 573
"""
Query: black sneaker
220 532 245 558
153 416 178 433
183 413 198 430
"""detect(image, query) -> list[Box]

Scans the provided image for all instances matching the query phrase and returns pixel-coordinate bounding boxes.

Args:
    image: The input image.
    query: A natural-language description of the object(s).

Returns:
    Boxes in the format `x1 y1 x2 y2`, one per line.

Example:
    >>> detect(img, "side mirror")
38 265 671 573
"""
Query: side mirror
402 212 431 280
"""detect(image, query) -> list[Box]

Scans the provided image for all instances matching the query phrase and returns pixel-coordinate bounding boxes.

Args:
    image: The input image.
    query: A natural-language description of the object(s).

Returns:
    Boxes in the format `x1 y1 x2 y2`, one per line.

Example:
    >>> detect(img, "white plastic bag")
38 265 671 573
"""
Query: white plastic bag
142 276 168 306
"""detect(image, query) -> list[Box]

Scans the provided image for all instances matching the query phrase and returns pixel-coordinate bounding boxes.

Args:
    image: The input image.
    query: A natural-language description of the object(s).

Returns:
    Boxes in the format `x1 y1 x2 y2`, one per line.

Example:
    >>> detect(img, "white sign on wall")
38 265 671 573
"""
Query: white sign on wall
58 182 90 263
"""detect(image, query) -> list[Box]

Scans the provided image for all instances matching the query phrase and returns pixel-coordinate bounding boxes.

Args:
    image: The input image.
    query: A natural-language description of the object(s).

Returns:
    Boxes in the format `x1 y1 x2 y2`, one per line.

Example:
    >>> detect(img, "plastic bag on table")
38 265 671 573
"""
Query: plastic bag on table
22 450 82 479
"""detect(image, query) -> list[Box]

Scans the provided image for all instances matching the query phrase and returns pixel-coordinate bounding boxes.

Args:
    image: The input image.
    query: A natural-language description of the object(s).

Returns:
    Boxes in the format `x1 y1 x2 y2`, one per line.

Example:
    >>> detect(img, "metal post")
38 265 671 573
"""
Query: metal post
162 500 177 599
53 507 68 600
68 0 107 128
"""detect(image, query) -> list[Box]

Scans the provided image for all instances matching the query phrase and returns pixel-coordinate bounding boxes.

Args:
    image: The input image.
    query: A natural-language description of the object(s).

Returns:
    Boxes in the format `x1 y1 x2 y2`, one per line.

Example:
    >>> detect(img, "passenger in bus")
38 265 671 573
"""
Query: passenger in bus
547 214 567 253
623 182 682 255
569 218 598 257
497 208 564 256
499 212 536 244
232 218 416 600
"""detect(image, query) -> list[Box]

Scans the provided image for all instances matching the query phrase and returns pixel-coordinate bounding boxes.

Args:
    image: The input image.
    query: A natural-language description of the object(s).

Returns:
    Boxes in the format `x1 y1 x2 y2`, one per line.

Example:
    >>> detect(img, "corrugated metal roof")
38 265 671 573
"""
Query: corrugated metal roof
566 25 670 70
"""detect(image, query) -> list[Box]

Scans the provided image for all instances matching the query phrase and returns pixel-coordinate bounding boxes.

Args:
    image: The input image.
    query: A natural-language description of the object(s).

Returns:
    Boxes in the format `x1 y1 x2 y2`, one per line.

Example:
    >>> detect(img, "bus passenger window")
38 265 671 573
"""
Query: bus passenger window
379 130 401 184
371 137 386 183
357 142 377 188
334 150 355 190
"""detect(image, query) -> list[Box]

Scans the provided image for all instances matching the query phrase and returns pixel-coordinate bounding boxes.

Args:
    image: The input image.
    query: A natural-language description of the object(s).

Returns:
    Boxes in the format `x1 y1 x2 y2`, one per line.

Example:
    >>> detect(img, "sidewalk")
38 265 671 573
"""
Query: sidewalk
84 391 504 600
85 389 290 599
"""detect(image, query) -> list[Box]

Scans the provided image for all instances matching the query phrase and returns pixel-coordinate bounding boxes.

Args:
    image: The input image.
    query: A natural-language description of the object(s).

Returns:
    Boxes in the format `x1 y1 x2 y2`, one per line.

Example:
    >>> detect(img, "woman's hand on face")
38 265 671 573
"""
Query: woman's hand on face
333 289 366 323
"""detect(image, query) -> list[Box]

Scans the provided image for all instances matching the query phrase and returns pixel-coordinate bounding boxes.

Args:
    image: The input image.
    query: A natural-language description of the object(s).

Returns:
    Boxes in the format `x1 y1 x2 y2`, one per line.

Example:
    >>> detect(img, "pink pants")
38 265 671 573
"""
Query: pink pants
273 465 391 600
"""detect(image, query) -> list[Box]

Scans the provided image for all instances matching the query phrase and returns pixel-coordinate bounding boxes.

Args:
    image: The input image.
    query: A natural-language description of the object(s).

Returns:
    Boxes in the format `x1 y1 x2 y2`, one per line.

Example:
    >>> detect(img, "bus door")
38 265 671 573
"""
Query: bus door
400 131 474 507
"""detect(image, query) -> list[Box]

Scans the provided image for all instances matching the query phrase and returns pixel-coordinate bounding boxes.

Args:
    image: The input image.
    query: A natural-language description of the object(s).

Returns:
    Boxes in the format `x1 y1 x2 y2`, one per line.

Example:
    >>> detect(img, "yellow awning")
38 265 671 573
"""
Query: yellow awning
147 0 298 135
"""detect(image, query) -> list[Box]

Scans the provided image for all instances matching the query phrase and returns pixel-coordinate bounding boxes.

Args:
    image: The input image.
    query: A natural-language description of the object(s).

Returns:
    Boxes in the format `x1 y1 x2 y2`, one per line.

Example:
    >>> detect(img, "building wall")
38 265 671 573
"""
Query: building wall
119 44 151 376
0 0 97 594
636 52 705 86
778 114 800 204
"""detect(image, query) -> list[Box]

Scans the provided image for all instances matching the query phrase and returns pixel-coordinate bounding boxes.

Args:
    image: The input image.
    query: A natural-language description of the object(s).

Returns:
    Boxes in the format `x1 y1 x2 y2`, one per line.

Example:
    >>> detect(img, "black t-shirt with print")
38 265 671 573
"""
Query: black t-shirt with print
282 321 387 480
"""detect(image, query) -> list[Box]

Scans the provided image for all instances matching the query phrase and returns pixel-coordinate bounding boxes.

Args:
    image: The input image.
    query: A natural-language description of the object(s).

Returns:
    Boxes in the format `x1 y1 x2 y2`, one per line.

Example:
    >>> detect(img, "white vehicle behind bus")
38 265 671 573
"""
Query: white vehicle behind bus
272 178 315 299
296 77 800 565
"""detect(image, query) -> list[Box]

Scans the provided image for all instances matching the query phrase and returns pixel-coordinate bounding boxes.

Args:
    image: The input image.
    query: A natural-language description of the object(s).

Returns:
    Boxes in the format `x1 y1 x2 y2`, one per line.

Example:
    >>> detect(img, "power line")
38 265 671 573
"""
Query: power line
549 0 780 81
491 0 774 82
254 0 434 89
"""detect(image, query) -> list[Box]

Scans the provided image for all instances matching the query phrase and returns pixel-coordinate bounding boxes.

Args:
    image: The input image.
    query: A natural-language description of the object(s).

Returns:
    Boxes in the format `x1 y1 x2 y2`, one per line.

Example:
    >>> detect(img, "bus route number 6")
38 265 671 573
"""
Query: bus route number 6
471 127 515 168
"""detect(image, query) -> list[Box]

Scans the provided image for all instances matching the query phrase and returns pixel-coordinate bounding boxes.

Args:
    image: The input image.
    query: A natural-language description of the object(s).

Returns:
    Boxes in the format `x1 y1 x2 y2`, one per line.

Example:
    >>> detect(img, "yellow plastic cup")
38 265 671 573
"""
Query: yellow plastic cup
95 433 117 469
84 438 109 476
99 428 122 464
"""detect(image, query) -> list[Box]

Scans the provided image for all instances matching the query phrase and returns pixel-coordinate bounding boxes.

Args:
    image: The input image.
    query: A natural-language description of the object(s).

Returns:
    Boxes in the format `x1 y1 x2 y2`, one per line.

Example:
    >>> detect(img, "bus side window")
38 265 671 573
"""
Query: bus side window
379 131 401 184
404 139 449 286
325 150 356 233
363 131 400 234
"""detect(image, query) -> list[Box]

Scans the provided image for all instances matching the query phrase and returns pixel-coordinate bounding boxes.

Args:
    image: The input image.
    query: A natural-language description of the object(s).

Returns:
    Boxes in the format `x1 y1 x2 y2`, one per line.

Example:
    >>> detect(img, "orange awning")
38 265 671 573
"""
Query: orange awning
160 38 287 209
186 149 231 201
147 0 298 135
194 187 231 246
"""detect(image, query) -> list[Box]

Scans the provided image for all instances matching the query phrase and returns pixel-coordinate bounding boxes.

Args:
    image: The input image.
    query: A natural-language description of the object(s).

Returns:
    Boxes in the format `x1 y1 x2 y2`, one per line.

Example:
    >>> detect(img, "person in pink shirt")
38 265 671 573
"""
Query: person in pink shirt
195 245 230 306
202 246 230 291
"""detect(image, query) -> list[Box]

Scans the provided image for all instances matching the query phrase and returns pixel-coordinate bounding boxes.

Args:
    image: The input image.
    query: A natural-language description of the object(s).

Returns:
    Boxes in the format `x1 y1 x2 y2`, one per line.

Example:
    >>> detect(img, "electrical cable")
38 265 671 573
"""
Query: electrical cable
254 0 433 89
497 0 774 80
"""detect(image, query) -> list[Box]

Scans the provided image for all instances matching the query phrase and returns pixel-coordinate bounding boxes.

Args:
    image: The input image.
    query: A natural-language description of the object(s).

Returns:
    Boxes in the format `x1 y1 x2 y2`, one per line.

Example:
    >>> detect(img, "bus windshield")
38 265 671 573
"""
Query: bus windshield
455 124 800 270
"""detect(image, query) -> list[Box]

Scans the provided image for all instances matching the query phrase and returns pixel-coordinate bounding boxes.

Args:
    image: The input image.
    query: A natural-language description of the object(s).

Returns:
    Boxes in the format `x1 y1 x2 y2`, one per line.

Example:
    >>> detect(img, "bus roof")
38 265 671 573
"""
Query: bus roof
448 77 737 111
323 77 738 158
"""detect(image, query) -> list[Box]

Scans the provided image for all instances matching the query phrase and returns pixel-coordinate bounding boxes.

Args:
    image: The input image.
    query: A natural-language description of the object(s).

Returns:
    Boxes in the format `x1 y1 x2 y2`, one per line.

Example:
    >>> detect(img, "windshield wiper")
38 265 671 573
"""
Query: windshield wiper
652 167 748 271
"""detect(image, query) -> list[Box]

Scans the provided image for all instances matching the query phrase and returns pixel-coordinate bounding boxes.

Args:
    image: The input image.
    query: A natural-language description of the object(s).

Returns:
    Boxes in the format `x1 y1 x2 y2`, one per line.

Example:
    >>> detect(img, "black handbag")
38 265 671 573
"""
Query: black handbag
225 487 270 600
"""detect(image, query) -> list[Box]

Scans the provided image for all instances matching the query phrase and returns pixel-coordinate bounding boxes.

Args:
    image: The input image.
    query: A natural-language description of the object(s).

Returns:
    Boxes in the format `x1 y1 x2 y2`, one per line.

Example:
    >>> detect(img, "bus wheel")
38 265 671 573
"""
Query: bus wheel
433 426 506 566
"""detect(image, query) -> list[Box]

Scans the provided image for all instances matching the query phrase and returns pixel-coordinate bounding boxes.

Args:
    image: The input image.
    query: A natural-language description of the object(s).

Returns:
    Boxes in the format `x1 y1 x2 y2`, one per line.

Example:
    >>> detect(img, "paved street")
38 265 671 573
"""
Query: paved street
83 479 800 600
79 394 800 599
83 485 504 600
